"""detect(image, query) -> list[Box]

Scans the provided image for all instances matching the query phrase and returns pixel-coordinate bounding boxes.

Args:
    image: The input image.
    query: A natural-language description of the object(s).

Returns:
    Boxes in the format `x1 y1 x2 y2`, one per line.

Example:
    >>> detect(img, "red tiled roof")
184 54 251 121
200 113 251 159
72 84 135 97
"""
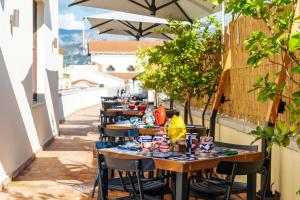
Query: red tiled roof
88 41 162 54
106 72 139 81
59 48 64 55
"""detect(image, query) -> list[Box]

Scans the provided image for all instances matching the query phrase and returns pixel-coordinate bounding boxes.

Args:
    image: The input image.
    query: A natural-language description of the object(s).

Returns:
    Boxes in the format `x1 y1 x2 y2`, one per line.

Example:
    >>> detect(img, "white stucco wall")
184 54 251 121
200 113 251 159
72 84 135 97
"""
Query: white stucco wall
91 53 139 72
59 87 119 121
64 65 125 88
0 0 60 186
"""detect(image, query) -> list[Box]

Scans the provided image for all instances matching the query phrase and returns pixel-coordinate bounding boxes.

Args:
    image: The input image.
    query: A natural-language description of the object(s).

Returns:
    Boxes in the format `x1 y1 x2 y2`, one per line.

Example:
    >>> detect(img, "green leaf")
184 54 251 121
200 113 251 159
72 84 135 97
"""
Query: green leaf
297 188 300 196
292 66 300 74
292 90 300 98
266 144 273 155
289 32 300 52
276 121 287 133
264 126 274 137
297 137 300 147
292 98 300 106
282 136 290 147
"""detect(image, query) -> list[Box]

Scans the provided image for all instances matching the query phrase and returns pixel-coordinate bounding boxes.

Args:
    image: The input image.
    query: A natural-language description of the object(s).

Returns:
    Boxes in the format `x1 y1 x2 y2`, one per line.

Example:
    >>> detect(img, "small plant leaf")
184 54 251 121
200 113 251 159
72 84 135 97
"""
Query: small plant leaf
292 90 300 98
297 137 300 147
282 136 290 147
289 32 300 52
292 66 300 74
264 126 274 137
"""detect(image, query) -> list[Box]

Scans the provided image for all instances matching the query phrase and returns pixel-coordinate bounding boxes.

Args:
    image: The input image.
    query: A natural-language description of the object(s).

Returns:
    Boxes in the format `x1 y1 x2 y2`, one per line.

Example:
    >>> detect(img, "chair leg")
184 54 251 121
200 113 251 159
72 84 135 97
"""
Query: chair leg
262 167 270 200
92 172 99 198
170 190 175 200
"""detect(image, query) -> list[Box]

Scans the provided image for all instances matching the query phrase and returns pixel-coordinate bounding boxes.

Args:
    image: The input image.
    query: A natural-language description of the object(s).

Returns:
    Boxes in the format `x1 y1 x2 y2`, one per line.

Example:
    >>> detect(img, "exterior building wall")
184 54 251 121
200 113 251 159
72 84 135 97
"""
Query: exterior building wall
91 53 138 72
59 88 119 121
0 0 60 187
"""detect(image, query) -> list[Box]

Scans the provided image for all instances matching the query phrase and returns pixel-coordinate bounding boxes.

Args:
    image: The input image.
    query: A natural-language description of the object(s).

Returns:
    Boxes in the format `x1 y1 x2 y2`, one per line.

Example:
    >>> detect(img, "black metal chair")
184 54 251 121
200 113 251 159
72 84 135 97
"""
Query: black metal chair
101 96 118 101
100 155 174 200
102 101 122 110
189 159 266 200
92 140 129 198
98 126 139 141
189 142 266 200
193 141 258 184
100 110 119 125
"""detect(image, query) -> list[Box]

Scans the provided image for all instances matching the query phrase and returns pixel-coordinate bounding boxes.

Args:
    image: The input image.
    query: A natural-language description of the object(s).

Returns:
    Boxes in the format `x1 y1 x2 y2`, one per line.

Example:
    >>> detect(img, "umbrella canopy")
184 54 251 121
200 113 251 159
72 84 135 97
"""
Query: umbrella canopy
87 11 172 40
69 0 221 22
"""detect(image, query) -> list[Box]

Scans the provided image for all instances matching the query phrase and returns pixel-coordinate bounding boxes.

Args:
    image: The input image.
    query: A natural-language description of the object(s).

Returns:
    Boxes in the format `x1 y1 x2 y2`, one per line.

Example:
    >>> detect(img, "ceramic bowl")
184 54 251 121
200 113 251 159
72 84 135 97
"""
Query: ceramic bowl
129 104 135 110
138 105 147 111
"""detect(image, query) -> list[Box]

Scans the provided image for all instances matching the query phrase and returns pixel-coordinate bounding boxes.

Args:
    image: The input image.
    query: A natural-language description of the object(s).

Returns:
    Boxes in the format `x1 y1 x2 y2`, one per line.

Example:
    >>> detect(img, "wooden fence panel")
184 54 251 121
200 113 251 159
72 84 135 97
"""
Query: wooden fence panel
193 16 300 125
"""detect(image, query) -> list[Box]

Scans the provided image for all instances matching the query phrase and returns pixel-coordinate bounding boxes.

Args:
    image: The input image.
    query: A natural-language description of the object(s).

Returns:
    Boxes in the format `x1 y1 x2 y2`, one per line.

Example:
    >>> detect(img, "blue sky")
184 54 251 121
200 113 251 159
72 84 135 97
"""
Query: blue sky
59 0 106 30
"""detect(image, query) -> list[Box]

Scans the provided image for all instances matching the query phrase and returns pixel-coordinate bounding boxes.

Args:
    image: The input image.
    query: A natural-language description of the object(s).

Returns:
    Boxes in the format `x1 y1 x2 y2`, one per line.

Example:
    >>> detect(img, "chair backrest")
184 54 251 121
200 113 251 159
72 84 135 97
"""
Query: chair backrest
104 155 155 172
217 159 265 175
102 127 132 138
102 111 118 118
101 96 118 101
95 140 126 149
214 141 258 152
102 101 122 110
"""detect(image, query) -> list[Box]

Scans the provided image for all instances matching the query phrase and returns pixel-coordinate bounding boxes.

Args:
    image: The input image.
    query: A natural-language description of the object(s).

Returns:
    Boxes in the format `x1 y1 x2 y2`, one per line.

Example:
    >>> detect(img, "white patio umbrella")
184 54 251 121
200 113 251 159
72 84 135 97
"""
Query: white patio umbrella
87 11 172 40
69 0 221 23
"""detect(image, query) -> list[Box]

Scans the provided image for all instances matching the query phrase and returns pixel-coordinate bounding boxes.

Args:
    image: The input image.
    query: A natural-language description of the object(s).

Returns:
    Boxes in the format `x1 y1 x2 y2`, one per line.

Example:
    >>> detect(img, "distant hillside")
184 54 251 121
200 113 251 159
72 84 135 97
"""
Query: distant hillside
59 29 133 66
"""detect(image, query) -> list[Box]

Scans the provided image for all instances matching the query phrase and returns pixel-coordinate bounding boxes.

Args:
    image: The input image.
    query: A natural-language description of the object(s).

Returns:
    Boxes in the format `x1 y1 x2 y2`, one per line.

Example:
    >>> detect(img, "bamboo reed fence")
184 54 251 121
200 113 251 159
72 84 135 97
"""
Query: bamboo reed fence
192 16 300 125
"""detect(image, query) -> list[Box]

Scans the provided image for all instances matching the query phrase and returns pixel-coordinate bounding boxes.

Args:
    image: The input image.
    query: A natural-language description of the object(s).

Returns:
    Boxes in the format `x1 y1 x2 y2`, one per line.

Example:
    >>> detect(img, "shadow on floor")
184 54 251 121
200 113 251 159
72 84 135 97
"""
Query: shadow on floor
45 136 96 151
15 156 96 182
1 189 90 200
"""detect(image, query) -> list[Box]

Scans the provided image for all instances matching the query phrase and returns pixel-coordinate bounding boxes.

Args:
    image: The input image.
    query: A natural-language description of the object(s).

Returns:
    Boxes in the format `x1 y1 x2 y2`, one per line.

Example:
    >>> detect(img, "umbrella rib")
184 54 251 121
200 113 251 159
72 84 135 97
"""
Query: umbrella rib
124 30 140 40
142 23 160 32
142 32 153 37
99 29 113 34
128 0 149 10
118 20 138 32
124 30 136 37
68 0 89 7
144 0 151 7
174 1 193 23
161 33 173 40
126 21 138 31
90 20 113 29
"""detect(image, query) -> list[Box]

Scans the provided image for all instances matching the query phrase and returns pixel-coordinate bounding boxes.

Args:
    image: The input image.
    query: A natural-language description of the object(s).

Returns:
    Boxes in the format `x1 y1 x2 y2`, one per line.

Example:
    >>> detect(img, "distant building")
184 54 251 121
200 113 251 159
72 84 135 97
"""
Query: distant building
88 40 161 95
88 40 161 73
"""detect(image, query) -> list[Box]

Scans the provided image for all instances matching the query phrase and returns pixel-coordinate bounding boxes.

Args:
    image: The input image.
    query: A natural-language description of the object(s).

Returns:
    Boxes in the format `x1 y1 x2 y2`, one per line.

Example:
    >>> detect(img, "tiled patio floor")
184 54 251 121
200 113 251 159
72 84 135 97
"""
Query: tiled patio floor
0 105 102 200
0 104 245 200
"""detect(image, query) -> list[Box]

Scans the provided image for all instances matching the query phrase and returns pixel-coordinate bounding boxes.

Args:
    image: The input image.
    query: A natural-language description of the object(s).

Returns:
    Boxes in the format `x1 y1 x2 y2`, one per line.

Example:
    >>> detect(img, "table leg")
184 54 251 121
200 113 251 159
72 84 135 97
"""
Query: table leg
176 172 188 200
98 167 108 200
247 173 257 200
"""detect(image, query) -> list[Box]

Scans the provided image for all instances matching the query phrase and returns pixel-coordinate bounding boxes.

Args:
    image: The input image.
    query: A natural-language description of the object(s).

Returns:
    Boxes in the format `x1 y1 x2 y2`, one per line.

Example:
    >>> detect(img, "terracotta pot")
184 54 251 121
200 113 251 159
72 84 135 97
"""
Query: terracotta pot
153 106 166 126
